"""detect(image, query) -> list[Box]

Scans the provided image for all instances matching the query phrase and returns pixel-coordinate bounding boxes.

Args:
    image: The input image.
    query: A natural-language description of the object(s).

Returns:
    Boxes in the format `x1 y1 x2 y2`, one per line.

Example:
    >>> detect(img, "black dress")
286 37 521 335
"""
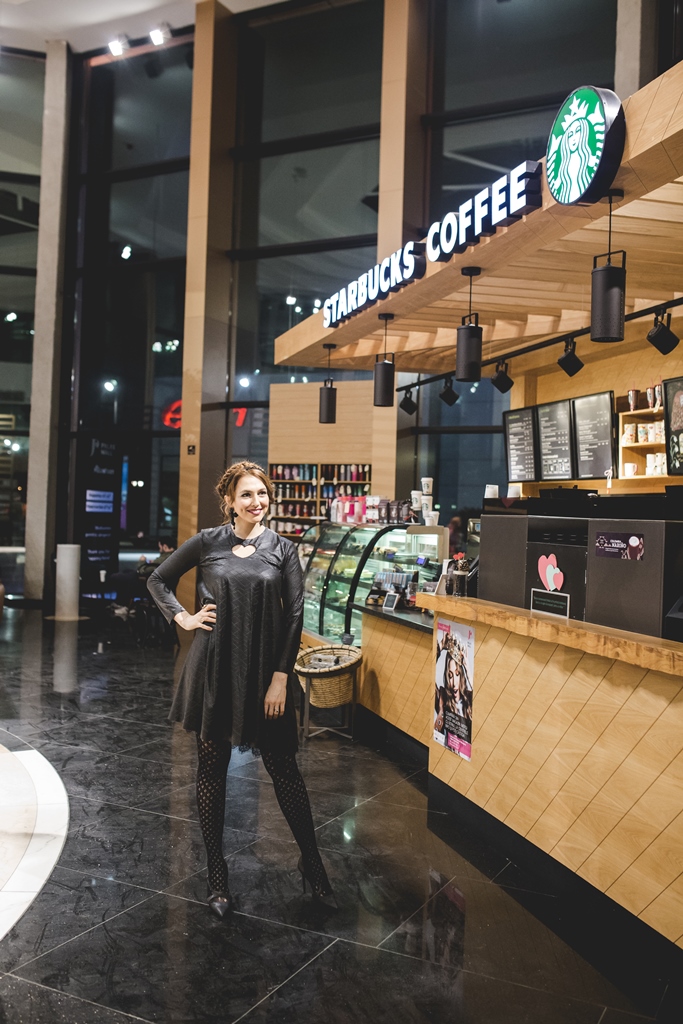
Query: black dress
147 525 303 753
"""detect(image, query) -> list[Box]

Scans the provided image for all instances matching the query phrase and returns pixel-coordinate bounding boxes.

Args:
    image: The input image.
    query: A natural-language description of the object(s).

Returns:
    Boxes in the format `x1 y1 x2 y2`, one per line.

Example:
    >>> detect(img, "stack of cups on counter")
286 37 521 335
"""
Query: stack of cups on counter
411 477 439 526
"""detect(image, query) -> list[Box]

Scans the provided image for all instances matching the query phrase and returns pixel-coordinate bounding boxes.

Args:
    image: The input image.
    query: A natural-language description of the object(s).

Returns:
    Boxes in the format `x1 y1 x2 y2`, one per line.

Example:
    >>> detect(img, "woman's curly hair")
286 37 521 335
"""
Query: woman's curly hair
215 461 274 523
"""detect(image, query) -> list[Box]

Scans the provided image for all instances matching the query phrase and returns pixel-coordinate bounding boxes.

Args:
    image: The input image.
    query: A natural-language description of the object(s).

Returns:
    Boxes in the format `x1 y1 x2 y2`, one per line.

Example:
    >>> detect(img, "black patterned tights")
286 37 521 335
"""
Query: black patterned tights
196 737 326 893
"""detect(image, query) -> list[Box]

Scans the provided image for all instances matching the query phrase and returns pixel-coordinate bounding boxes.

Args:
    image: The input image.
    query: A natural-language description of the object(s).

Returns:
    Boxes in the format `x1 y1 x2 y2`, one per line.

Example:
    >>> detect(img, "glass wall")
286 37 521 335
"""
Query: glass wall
429 0 617 221
230 0 383 434
72 39 192 548
0 51 45 554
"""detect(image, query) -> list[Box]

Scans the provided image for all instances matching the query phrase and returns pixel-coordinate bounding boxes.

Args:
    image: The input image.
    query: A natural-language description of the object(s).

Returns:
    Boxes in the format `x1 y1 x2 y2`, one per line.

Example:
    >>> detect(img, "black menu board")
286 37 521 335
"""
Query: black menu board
504 407 537 482
537 400 573 480
572 391 614 480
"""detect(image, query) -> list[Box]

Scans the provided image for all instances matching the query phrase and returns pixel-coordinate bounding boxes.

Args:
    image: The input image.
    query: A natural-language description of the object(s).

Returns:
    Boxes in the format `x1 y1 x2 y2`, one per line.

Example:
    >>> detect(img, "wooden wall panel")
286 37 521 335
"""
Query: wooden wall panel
415 616 683 945
268 381 398 498
356 614 433 747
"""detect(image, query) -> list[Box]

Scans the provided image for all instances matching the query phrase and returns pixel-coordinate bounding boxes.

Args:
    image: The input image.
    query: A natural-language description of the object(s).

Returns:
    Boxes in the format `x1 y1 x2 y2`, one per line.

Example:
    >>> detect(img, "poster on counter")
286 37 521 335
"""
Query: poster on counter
434 618 474 760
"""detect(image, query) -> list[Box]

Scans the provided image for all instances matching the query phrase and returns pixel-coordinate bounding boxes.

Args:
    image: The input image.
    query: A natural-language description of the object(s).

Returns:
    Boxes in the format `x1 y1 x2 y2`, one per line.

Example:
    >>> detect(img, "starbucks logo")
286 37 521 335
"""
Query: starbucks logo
546 86 625 205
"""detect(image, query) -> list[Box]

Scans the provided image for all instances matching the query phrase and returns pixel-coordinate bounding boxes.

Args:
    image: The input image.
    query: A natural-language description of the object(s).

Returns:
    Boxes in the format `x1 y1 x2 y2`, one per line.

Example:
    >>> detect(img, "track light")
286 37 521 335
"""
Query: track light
108 35 130 57
399 390 418 415
374 313 395 407
455 267 482 382
150 23 171 46
491 360 514 394
647 312 679 355
557 338 584 377
319 344 337 423
439 377 459 406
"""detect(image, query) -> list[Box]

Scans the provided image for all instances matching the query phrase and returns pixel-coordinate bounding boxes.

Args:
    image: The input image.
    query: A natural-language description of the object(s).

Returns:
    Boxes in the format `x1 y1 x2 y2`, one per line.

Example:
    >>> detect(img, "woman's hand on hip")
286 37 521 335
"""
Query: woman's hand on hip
264 672 288 719
174 604 216 631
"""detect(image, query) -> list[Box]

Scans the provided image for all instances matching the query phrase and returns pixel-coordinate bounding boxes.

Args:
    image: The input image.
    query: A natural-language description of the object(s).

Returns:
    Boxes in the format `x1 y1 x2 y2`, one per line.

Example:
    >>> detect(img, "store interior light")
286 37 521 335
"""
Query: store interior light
455 268 483 382
491 360 514 394
591 191 626 343
439 376 459 406
152 342 162 353
313 299 321 309
103 379 118 392
557 338 584 377
150 23 171 46
319 343 337 423
3 439 10 447
121 246 132 260
647 312 679 355
286 296 297 306
11 443 20 452
374 313 396 407
108 35 130 56
295 306 302 313
399 389 418 415
302 376 308 383
239 376 250 387
4 312 17 322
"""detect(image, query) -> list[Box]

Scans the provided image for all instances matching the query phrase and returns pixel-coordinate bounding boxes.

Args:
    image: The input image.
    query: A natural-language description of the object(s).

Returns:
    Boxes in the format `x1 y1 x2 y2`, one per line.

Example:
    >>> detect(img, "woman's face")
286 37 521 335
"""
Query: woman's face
566 121 581 152
232 474 269 529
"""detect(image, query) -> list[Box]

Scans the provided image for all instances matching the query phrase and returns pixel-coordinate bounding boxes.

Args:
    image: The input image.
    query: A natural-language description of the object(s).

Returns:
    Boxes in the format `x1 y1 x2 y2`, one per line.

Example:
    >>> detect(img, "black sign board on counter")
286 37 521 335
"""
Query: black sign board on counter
537 400 573 480
504 407 537 482
571 391 615 480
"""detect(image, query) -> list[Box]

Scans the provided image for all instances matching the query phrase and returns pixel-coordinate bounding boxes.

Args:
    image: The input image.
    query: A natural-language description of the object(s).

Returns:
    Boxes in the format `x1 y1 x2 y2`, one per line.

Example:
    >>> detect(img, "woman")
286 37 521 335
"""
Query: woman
147 461 334 918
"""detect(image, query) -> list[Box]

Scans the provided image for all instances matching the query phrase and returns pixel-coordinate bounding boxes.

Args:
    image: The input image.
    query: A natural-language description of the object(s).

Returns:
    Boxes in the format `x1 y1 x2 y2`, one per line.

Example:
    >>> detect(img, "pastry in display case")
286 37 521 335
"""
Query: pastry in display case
301 523 445 644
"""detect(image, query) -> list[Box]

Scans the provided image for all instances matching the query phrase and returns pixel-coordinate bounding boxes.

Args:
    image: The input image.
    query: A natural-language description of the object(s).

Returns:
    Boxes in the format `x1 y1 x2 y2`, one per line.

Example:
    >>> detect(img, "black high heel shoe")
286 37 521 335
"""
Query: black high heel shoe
207 884 234 919
297 856 338 909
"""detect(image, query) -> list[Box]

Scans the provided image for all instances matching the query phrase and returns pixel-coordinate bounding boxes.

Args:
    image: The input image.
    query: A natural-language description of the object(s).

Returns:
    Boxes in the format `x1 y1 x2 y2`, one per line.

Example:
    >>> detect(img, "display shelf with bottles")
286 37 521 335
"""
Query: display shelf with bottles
268 462 372 538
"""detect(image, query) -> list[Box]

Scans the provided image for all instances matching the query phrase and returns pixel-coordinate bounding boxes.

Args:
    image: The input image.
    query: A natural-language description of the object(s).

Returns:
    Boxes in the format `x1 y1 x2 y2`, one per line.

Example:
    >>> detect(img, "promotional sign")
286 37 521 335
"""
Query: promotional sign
595 532 644 560
546 86 625 205
434 618 474 761
77 437 121 592
663 376 683 475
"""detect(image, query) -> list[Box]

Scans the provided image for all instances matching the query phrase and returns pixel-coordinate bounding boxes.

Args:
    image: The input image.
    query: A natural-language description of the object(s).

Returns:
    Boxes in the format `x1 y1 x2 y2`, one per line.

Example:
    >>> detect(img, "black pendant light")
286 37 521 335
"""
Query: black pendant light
591 190 626 343
319 343 337 423
374 312 395 406
456 266 482 382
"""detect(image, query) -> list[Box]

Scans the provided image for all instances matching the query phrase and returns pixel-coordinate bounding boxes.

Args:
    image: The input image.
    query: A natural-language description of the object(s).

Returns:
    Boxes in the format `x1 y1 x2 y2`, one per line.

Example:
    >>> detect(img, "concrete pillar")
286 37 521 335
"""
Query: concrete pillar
176 0 237 613
615 0 659 99
24 40 71 602
377 0 429 261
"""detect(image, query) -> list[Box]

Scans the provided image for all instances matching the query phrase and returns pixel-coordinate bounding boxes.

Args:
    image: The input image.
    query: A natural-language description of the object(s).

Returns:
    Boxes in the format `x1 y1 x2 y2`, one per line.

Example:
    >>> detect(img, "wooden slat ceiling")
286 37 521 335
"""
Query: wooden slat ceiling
274 64 683 376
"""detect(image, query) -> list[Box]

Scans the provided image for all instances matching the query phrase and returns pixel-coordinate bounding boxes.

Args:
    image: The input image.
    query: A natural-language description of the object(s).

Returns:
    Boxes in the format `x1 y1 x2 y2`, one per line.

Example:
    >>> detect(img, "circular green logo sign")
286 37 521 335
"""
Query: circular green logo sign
546 86 624 205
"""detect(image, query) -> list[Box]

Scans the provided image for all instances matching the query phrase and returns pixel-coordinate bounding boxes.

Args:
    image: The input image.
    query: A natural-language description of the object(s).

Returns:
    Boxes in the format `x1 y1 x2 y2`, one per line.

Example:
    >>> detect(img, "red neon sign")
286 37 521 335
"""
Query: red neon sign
162 399 182 429
233 407 247 427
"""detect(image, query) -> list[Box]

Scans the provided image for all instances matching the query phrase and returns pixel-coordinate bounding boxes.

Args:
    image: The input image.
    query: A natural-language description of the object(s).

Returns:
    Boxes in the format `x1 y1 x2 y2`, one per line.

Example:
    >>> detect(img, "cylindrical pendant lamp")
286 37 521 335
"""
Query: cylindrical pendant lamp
374 312 395 407
456 315 482 382
374 354 395 406
319 378 337 423
319 343 337 423
591 252 626 343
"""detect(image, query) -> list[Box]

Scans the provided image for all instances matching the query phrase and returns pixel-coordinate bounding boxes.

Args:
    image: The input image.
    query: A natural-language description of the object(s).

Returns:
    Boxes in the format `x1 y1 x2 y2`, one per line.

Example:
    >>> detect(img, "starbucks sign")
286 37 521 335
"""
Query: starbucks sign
546 86 625 205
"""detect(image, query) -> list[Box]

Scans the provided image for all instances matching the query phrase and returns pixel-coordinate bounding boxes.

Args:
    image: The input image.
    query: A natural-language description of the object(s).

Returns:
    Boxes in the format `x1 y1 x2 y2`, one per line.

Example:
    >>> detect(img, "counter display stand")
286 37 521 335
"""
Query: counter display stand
618 408 671 483
302 523 444 644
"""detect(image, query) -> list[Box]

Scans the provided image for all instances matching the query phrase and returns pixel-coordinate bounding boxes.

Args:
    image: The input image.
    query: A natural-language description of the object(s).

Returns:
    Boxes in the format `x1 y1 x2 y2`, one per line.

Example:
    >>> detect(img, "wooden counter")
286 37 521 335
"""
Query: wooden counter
358 594 683 948
416 594 683 677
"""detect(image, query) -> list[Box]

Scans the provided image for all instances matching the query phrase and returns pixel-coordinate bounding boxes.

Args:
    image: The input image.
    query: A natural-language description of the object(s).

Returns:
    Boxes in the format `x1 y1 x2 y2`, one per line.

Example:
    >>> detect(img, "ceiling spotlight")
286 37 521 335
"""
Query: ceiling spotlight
4 312 17 322
103 379 118 392
295 306 302 313
647 312 679 355
491 360 514 393
239 377 250 387
439 376 459 406
286 296 297 306
11 443 20 452
3 439 10 447
313 299 321 309
557 338 584 377
108 35 130 57
121 245 132 260
150 23 171 46
399 390 418 416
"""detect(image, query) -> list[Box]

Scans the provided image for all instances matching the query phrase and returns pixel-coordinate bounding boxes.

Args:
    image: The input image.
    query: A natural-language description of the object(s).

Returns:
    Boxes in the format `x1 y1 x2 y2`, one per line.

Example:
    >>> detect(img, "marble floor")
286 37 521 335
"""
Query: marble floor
0 609 680 1024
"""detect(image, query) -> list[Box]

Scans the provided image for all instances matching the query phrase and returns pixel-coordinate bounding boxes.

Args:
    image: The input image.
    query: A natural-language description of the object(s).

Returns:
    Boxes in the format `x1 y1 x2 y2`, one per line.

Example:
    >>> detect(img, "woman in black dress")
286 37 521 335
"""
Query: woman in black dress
147 461 334 917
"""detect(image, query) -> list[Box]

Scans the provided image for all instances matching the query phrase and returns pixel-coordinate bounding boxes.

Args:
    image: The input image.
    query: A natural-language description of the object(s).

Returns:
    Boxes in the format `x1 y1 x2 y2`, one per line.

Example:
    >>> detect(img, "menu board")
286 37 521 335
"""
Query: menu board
504 407 537 482
537 400 573 480
572 391 614 480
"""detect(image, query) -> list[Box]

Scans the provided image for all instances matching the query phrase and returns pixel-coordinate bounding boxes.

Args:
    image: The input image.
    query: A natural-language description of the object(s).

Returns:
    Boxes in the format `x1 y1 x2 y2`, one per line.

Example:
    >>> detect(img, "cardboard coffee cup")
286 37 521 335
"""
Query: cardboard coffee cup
410 490 422 510
421 477 433 495
421 495 433 515
484 484 499 498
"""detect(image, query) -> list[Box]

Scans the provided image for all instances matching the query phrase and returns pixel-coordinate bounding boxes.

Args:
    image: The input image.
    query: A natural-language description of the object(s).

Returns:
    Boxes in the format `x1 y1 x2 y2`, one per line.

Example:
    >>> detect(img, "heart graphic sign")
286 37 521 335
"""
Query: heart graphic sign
538 554 564 592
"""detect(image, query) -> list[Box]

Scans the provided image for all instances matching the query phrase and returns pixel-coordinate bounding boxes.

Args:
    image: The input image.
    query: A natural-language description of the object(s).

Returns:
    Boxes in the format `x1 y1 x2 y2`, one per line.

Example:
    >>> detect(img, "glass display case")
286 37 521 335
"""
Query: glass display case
301 523 445 644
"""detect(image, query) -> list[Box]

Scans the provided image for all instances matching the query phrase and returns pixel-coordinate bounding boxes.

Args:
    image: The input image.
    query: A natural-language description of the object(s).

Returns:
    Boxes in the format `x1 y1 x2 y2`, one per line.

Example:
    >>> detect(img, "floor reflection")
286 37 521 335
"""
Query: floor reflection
0 609 678 1024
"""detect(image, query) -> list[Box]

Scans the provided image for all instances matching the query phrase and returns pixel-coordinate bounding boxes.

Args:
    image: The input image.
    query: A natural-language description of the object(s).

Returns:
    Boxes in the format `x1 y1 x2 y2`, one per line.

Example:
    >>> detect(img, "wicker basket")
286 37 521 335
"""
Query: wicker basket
295 644 362 709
